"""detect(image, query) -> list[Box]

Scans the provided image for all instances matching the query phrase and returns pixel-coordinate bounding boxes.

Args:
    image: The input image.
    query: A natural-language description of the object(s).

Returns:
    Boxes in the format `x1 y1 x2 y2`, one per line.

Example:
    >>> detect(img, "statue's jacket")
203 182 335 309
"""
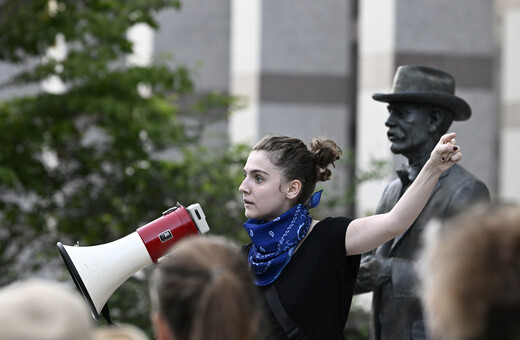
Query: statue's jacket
362 164 490 340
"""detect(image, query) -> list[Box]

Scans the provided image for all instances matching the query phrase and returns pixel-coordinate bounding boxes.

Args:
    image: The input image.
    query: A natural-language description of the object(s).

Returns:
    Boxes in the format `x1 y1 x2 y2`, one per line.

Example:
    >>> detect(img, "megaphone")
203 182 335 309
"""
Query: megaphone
57 202 210 320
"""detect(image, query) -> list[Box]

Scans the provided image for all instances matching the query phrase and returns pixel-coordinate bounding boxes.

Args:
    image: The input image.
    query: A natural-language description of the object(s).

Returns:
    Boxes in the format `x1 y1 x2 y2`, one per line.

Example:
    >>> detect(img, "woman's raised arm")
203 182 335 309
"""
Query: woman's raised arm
345 132 462 256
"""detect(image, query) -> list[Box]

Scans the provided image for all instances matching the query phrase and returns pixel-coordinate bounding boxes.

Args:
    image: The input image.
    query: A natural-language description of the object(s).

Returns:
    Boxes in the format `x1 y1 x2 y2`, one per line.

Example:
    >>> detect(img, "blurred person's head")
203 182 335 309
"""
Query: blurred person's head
93 323 149 340
150 235 262 340
419 205 520 340
0 278 93 340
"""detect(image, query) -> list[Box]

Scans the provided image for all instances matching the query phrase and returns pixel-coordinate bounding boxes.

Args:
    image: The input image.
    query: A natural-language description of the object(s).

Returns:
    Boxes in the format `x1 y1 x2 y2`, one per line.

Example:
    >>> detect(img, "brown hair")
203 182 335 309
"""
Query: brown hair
150 235 262 340
253 135 342 205
420 205 520 340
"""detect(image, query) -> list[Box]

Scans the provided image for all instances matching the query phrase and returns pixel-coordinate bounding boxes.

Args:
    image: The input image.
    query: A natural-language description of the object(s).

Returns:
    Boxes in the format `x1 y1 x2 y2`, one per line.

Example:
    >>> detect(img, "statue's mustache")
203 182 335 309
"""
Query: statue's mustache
387 129 406 140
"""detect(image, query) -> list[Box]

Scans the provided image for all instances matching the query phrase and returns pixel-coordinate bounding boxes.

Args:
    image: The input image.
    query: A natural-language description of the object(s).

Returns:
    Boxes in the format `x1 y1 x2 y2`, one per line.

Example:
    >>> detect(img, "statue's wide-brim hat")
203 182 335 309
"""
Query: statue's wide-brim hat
372 65 471 121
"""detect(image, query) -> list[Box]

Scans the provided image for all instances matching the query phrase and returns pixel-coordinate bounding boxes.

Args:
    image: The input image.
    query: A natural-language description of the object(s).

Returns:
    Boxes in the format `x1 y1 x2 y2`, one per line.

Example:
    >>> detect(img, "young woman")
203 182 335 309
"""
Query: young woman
150 235 264 340
239 132 461 339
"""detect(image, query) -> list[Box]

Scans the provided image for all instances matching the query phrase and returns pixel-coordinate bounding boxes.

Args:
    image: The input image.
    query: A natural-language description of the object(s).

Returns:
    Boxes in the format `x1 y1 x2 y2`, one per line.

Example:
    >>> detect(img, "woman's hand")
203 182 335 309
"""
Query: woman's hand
426 132 462 174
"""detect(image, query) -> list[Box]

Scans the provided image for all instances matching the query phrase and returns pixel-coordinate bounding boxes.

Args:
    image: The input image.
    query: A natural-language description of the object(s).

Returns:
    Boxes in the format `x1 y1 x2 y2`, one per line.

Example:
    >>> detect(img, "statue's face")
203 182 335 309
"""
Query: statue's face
385 103 432 157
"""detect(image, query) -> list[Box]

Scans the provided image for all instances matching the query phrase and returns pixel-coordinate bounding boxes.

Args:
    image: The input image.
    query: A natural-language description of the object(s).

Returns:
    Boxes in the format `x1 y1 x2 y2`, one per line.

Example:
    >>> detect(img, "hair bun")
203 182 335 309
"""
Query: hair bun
310 138 342 182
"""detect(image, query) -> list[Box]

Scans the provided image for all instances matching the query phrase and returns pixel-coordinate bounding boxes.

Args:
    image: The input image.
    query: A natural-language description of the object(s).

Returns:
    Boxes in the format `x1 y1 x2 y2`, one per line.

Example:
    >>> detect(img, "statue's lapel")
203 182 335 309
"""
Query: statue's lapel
388 173 445 254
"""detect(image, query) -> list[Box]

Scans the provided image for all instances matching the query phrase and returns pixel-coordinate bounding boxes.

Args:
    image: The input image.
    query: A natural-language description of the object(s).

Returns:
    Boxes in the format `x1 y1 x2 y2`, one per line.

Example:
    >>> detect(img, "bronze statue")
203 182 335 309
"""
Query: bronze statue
354 65 491 340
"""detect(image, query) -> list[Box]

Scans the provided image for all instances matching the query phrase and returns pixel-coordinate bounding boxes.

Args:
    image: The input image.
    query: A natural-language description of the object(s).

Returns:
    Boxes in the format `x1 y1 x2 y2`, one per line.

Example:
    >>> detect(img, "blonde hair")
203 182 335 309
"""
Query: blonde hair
93 323 149 340
420 205 520 340
150 235 262 340
0 278 93 340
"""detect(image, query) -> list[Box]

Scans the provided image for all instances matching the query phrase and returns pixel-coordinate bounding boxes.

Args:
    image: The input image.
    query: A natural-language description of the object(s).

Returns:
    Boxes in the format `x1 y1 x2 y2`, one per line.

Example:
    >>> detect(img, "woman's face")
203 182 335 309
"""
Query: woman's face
239 150 294 221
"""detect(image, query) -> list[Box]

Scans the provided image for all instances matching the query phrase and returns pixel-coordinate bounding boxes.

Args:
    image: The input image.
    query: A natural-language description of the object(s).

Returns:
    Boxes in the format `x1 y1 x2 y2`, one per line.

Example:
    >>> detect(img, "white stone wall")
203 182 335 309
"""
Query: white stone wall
499 5 520 203
229 0 262 145
356 0 396 217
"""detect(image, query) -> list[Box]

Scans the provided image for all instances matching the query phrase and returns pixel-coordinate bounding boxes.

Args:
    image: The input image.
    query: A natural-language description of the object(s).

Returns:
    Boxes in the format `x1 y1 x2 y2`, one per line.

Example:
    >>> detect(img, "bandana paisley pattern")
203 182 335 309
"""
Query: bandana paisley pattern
243 190 322 286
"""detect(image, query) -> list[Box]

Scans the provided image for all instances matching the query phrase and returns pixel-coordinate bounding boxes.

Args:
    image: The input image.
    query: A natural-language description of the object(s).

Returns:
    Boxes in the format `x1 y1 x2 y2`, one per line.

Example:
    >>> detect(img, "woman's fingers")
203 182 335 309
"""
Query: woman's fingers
449 152 462 162
437 133 461 164
440 132 457 145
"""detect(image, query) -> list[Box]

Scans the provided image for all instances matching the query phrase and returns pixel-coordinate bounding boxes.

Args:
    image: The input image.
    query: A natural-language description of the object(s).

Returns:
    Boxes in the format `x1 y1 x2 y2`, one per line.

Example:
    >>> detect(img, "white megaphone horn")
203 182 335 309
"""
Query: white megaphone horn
57 202 210 320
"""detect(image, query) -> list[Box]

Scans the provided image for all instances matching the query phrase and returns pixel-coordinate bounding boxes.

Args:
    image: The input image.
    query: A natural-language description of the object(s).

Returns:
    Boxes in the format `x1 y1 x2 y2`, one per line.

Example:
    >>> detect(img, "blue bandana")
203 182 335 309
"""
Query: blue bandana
243 190 322 286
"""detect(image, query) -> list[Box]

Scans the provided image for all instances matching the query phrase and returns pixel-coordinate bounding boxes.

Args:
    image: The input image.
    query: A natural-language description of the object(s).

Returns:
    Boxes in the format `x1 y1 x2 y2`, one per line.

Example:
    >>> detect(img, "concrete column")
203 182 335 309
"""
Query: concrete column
155 1 232 146
155 2 231 92
229 0 262 145
498 1 520 203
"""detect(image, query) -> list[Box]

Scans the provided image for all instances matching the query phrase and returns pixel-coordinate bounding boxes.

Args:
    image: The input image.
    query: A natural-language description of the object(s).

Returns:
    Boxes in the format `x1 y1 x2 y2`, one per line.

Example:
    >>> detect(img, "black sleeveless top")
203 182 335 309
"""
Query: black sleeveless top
244 217 360 339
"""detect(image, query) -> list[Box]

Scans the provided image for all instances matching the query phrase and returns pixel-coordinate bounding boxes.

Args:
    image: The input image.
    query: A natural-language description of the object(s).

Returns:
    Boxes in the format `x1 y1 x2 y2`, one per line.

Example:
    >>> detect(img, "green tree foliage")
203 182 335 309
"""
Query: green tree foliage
0 0 248 332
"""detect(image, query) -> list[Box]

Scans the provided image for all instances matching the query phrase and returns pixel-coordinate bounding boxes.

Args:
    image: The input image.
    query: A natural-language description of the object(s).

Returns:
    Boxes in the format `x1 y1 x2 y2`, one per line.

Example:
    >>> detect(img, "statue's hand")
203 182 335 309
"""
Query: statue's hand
357 255 392 290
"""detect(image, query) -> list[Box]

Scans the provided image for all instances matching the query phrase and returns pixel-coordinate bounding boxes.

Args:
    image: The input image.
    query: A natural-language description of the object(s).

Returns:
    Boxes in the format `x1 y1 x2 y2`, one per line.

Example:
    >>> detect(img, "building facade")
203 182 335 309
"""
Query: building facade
154 0 520 212
1 0 518 212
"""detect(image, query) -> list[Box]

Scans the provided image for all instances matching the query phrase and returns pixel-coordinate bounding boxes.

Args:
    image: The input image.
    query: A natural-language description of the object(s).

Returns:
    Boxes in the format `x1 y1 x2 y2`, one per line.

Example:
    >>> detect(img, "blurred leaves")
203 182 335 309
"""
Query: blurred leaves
0 0 247 334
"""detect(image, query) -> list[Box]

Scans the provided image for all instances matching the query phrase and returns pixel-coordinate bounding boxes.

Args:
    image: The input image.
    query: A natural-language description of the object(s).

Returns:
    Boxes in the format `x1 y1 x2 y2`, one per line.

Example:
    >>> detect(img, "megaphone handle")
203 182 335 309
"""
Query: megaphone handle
101 304 114 326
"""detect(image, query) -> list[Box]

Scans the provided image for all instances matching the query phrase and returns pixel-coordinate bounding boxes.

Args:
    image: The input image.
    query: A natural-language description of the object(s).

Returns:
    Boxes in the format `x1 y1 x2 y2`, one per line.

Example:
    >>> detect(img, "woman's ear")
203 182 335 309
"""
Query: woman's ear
285 180 302 200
